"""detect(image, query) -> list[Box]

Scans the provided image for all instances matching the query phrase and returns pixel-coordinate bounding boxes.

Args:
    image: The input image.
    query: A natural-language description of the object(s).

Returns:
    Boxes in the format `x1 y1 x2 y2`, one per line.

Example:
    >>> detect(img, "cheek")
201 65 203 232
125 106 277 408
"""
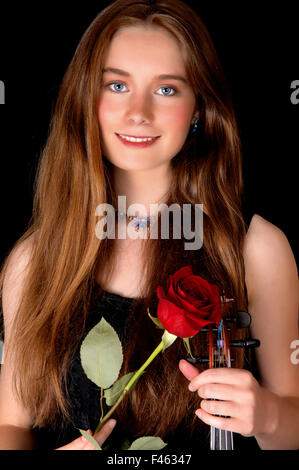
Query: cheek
166 104 193 134
97 97 119 130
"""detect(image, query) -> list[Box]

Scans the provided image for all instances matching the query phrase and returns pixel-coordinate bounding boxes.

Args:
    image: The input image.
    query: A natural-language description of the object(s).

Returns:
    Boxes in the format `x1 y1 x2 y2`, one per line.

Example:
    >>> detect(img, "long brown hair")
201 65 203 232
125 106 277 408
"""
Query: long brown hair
0 0 248 440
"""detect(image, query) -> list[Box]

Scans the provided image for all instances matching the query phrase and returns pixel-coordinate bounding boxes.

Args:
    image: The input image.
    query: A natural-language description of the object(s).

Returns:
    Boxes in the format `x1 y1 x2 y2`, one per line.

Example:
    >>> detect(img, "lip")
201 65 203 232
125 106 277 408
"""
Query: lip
116 133 160 148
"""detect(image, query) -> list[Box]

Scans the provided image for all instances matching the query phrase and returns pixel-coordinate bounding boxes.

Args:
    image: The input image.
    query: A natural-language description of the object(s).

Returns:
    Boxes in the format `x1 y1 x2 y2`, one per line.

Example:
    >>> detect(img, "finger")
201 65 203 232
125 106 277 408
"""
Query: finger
93 419 117 447
56 420 117 450
179 359 201 381
200 399 240 419
56 431 97 450
195 408 239 433
196 383 238 401
189 368 252 392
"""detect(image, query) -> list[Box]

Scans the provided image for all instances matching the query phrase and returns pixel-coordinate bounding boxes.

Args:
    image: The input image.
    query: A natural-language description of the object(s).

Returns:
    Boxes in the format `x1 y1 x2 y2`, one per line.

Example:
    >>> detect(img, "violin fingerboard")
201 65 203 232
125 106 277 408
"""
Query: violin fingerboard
210 427 234 450
208 322 234 450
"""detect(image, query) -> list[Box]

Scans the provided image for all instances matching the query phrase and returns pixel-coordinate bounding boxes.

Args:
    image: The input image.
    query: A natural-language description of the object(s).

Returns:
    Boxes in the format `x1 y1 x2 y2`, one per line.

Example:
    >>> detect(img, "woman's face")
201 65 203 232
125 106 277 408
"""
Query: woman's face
98 25 197 173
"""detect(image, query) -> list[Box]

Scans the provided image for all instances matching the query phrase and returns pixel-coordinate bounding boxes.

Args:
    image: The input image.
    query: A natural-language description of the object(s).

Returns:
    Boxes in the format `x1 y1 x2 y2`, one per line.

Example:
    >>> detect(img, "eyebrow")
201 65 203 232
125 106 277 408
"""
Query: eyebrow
102 67 188 84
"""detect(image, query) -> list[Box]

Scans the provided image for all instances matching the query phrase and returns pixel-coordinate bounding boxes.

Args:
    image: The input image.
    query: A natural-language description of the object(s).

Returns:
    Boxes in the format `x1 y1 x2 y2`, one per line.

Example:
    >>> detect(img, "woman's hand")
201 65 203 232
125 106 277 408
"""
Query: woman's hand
55 419 117 450
179 360 277 437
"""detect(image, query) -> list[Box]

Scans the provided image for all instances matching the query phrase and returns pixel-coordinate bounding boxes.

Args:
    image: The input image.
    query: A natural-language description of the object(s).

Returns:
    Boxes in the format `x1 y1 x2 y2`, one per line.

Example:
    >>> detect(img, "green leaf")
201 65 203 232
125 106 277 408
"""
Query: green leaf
128 436 167 450
147 308 164 329
162 330 177 350
78 429 102 450
183 337 195 358
80 317 123 389
104 372 134 406
105 371 146 406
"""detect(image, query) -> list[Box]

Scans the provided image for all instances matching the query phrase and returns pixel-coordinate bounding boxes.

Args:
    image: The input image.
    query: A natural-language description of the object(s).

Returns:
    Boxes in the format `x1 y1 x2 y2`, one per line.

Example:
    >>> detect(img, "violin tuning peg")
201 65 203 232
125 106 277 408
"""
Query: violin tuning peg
184 356 236 365
229 338 260 348
184 356 209 365
236 311 251 328
225 310 251 328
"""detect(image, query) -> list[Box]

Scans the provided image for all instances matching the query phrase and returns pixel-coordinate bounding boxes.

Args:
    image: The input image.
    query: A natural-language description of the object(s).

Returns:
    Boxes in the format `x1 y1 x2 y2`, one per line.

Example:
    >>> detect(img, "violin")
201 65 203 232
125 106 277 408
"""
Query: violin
186 310 260 450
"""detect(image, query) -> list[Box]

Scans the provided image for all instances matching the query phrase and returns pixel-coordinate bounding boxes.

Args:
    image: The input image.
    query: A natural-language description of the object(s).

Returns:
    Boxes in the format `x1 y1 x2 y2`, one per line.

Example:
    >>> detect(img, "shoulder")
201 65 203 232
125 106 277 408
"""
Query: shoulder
0 234 38 430
243 213 298 314
2 234 36 295
242 215 299 395
243 214 297 279
2 233 38 336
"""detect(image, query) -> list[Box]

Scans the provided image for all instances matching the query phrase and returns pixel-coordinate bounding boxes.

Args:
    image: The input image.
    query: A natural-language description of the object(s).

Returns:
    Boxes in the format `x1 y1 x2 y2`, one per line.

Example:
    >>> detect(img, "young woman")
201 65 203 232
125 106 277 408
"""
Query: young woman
0 0 298 450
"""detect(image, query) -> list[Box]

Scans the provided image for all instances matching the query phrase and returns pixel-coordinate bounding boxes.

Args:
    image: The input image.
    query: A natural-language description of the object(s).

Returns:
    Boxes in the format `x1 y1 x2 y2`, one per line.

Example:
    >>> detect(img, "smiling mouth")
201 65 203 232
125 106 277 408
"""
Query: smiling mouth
116 133 160 143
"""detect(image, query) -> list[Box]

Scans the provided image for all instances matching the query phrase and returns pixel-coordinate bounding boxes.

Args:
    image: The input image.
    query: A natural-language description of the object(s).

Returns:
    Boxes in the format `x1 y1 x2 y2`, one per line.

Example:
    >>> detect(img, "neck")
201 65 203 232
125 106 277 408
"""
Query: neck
112 165 173 216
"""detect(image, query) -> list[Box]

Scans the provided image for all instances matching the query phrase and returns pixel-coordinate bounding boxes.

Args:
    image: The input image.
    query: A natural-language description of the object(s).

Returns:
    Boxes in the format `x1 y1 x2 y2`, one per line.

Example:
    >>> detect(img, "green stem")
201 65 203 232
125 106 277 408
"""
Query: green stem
94 340 164 434
124 341 164 391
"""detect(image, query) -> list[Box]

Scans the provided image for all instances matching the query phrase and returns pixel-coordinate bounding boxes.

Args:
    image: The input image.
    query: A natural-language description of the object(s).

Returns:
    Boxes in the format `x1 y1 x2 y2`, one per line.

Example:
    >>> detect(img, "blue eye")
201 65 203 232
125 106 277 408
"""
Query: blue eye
107 82 177 96
108 82 128 93
157 87 176 96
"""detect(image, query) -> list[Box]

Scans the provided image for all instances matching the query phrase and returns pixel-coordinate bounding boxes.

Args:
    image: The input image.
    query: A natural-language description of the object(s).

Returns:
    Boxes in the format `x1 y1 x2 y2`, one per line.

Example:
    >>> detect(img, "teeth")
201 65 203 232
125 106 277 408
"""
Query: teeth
119 134 155 143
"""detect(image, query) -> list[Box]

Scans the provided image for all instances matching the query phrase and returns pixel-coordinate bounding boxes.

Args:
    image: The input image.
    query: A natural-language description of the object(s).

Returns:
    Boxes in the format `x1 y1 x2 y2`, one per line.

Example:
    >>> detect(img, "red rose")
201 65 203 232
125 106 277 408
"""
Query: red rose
156 265 222 338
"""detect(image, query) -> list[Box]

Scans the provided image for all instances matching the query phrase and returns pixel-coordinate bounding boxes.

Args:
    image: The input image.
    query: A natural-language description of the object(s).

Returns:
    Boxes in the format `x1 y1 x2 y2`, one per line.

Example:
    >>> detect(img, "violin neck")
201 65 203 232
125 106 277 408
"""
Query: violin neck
209 321 234 450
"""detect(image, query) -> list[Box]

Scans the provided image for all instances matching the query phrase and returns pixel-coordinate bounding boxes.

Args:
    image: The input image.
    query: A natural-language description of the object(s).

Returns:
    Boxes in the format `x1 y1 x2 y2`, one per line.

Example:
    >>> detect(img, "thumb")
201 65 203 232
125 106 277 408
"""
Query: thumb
93 419 117 447
179 359 200 381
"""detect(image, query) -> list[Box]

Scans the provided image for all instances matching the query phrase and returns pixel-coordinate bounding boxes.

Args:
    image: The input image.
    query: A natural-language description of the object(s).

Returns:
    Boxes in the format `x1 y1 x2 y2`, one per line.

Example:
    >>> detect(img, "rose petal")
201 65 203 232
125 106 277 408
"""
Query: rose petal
172 266 193 289
157 299 196 337
156 266 223 338
157 302 221 338
157 285 167 300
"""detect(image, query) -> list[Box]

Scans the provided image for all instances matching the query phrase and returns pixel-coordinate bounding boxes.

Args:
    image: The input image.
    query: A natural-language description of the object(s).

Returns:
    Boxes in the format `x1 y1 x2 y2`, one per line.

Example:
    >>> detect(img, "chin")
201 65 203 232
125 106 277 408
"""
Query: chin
114 163 156 172
104 155 158 172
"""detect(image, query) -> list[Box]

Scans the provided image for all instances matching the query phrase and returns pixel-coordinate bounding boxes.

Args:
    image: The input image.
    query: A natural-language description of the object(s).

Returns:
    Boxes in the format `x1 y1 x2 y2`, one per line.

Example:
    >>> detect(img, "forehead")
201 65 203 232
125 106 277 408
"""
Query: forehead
104 25 187 73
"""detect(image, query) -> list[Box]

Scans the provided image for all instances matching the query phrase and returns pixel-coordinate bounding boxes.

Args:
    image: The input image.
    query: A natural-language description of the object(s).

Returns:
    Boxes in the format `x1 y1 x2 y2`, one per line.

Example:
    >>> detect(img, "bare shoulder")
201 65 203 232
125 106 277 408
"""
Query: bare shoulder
243 213 298 316
244 213 292 251
3 232 37 274
0 233 39 430
2 232 38 333
243 214 298 276
243 215 299 395
4 231 38 274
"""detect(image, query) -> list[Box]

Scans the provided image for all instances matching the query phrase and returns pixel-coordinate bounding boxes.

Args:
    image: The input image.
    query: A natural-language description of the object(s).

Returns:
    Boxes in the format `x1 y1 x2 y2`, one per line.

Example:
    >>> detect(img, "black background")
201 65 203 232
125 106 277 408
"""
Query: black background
0 1 298 264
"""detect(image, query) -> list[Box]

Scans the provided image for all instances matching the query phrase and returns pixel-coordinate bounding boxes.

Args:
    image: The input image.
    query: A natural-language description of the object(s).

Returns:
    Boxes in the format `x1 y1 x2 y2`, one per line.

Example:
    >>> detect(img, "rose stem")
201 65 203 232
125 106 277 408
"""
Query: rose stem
94 340 164 434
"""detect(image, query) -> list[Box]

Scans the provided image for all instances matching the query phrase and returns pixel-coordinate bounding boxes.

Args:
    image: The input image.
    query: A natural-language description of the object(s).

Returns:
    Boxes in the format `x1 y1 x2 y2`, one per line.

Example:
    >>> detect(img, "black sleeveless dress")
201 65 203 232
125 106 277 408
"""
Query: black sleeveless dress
33 210 261 451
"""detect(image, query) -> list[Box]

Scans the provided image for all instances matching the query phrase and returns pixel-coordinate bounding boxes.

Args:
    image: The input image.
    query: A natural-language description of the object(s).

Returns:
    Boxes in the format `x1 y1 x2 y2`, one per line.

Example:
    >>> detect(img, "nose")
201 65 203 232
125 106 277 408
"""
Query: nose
125 92 153 126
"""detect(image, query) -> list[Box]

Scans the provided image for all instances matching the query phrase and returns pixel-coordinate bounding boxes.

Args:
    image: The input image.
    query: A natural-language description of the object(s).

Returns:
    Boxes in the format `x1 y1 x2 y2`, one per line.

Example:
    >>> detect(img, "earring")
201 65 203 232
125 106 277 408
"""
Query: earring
192 116 198 134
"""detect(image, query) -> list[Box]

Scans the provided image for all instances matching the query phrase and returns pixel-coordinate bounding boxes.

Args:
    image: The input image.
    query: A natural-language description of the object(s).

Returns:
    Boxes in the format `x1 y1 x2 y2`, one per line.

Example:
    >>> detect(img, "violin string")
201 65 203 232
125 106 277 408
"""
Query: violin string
210 321 234 450
225 324 234 450
218 321 222 450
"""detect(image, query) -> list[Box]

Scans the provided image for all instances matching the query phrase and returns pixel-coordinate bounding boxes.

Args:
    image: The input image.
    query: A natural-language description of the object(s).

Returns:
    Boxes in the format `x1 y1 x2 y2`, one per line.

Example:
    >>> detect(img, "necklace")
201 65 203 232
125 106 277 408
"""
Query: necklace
118 211 156 231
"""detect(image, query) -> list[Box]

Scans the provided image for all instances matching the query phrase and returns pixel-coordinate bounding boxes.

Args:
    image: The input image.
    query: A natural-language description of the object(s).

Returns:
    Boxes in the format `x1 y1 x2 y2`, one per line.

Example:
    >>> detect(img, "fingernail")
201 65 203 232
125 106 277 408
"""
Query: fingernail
188 383 195 392
108 419 117 429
